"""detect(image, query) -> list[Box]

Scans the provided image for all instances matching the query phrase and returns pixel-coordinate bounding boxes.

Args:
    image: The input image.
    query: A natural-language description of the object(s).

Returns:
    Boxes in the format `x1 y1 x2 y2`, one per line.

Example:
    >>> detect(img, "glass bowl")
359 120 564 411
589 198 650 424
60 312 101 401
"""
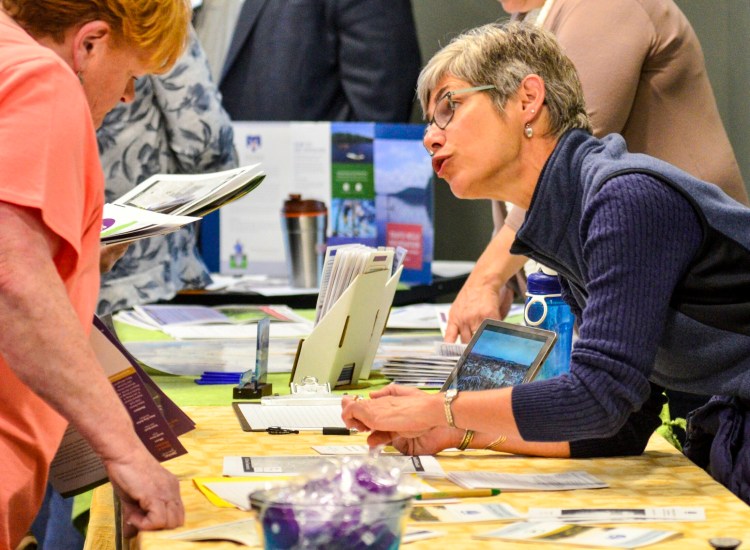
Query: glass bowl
250 489 412 549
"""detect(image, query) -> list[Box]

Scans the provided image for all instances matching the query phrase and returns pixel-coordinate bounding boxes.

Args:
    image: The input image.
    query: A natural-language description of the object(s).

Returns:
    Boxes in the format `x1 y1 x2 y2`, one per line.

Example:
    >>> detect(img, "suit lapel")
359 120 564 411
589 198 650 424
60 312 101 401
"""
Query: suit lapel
221 0 269 82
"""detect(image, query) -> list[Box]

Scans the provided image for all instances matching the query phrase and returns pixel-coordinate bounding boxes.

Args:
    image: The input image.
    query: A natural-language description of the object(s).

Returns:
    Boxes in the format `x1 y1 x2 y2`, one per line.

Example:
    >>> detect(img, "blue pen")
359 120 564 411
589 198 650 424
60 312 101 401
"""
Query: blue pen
195 372 242 385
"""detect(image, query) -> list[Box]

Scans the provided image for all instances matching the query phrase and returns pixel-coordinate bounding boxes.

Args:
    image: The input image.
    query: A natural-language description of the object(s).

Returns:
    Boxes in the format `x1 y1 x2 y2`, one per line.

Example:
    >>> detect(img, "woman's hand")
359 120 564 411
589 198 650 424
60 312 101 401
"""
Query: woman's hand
341 385 445 437
446 282 513 344
368 426 464 456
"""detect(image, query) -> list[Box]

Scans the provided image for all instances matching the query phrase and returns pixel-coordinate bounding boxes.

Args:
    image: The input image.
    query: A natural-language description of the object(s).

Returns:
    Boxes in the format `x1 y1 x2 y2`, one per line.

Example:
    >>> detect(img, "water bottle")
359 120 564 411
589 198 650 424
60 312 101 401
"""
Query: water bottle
524 267 575 380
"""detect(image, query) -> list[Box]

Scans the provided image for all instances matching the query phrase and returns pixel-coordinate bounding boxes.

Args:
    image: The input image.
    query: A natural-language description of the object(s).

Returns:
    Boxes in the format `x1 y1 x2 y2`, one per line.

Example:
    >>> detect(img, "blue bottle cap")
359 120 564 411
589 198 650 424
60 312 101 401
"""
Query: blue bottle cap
526 269 561 295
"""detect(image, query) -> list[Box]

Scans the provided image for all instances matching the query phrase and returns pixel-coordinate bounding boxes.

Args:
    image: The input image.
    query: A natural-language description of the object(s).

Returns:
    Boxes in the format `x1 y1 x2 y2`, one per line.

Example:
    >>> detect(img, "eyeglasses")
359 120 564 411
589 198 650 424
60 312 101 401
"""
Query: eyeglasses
425 85 496 132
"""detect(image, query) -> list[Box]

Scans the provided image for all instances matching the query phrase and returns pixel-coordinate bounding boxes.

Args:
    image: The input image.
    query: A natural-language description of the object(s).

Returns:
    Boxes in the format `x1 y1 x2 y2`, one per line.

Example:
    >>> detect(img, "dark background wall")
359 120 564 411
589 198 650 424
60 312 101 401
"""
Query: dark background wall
410 0 750 261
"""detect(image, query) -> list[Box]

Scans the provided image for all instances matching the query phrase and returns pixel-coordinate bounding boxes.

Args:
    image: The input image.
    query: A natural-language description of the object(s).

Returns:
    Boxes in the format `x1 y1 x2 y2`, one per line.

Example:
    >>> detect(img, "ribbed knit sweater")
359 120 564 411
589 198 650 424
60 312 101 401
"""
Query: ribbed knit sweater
510 130 750 454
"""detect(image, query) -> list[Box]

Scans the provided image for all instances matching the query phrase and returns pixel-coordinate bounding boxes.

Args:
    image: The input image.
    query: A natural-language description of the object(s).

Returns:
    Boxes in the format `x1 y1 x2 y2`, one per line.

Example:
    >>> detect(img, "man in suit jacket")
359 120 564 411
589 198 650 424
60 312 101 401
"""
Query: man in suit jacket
219 0 421 122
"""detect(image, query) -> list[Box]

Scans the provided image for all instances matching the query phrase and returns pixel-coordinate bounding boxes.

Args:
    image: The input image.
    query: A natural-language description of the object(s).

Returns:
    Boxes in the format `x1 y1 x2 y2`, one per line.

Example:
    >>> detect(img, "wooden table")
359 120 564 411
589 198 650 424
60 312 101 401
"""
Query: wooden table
84 405 749 549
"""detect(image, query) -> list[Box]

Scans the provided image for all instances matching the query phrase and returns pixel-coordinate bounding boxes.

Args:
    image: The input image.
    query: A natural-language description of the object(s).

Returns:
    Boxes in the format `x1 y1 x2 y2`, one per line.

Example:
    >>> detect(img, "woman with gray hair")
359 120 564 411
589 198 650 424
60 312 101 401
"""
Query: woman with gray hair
342 22 750 504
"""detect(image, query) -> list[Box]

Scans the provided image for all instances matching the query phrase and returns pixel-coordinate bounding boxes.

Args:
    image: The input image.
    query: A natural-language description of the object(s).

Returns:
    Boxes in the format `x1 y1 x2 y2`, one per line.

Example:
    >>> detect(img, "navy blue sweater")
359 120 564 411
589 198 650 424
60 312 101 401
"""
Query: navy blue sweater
510 130 750 454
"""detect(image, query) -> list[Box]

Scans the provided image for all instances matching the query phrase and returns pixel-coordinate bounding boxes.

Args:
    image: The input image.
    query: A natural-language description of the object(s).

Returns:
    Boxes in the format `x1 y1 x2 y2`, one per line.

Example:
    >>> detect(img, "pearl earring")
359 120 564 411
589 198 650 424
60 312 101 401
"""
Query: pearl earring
530 109 536 114
524 123 533 139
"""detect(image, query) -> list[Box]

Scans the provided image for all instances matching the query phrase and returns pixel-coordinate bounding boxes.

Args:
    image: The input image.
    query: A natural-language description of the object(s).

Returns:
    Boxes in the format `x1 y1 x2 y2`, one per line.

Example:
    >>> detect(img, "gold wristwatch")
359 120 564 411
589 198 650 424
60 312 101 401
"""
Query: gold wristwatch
443 388 458 428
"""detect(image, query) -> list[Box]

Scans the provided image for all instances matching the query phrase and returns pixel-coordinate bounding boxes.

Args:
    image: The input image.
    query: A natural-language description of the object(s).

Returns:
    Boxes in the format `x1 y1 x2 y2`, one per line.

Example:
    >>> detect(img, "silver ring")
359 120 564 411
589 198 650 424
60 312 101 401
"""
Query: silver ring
353 394 364 402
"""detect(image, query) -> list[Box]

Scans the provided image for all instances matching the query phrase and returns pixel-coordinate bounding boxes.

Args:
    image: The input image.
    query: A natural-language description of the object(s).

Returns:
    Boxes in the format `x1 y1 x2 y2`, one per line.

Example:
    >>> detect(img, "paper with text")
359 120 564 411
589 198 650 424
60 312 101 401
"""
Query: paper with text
447 471 608 491
475 522 679 548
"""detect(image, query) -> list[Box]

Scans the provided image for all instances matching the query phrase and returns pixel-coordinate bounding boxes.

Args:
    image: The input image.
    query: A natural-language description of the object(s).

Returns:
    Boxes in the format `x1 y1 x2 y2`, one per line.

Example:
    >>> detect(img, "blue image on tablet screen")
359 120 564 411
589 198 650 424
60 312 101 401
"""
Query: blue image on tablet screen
456 328 546 391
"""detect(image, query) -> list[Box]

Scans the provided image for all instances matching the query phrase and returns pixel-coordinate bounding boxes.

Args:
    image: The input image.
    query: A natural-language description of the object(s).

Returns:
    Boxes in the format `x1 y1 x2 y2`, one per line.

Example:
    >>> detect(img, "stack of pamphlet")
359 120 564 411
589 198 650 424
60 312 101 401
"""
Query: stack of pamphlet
313 244 405 324
379 341 464 388
122 304 309 329
101 163 265 244
115 304 312 342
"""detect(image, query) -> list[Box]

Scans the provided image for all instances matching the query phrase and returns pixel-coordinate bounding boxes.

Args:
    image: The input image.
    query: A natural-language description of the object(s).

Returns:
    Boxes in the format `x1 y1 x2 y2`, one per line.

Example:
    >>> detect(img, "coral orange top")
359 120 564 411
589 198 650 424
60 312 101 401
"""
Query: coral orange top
0 13 103 548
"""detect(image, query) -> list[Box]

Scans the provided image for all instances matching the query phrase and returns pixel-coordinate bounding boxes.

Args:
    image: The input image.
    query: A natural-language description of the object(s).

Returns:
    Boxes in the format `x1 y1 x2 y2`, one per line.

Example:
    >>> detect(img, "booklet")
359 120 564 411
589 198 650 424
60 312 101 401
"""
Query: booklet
48 317 193 497
114 163 265 217
475 522 679 548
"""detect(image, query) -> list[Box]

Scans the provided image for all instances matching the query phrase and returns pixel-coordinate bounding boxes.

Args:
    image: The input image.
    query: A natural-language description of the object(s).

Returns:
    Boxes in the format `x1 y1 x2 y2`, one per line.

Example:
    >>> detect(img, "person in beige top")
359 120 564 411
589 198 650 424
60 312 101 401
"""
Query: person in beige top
447 0 749 347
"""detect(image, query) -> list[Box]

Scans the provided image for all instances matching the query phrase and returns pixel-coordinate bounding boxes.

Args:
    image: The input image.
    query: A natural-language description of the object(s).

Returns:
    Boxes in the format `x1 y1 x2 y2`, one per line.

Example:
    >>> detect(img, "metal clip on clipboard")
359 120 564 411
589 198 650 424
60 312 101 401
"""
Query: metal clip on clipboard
260 376 341 406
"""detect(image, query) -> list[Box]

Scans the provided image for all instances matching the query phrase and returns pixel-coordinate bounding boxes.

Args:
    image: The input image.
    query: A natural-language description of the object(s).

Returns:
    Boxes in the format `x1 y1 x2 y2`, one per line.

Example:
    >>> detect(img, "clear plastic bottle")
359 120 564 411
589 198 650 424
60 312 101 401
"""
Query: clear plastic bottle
524 267 575 380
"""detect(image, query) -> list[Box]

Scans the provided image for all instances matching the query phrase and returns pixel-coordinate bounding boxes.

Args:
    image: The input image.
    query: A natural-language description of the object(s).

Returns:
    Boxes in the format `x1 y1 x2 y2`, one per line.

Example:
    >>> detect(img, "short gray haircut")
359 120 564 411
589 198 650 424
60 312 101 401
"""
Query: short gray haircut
417 22 591 137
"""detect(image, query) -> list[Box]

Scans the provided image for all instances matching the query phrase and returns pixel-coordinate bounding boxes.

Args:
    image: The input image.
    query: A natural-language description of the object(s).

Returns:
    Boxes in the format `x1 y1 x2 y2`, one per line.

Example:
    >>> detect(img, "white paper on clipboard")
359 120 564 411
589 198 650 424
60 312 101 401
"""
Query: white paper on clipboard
232 402 345 431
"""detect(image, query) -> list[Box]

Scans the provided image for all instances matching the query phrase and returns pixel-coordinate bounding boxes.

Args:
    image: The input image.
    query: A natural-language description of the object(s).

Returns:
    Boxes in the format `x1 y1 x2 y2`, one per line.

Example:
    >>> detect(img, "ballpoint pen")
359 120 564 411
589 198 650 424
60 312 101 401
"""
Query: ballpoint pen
322 427 353 435
266 426 299 435
413 489 501 500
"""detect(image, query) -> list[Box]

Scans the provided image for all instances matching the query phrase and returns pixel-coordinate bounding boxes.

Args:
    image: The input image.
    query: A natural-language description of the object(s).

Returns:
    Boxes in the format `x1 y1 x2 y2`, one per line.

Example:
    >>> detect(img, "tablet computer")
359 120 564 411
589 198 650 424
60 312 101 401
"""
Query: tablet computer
441 319 557 392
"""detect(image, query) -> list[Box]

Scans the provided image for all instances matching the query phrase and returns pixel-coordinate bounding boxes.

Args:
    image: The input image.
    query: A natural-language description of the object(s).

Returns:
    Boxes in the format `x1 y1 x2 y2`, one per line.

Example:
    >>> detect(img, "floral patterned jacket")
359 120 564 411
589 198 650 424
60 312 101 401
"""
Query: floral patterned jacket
97 28 238 315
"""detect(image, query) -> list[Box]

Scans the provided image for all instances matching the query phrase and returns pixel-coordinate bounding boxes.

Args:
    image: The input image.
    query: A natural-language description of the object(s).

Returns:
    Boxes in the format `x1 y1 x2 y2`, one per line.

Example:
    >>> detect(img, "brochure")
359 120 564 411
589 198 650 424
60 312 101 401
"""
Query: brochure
447 471 608 492
194 475 436 510
527 507 706 523
100 203 199 244
410 503 523 524
475 522 679 548
48 317 193 497
314 244 397 324
129 303 310 329
222 455 446 478
114 163 265 217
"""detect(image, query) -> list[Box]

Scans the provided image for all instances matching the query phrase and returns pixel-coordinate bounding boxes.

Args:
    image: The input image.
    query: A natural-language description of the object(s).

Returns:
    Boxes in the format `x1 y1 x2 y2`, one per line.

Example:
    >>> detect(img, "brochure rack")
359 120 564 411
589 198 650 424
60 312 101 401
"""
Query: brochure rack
290 266 403 388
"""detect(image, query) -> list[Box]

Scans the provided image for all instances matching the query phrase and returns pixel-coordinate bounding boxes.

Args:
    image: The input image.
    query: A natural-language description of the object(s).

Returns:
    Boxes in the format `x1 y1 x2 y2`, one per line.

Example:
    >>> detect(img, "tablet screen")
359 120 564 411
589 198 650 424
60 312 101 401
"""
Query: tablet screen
442 319 557 392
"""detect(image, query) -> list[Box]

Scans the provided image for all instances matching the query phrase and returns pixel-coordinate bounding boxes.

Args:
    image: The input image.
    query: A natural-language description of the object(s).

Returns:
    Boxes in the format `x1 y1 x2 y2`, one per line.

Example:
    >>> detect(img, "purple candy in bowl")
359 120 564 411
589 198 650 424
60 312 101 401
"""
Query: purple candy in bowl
249 456 412 549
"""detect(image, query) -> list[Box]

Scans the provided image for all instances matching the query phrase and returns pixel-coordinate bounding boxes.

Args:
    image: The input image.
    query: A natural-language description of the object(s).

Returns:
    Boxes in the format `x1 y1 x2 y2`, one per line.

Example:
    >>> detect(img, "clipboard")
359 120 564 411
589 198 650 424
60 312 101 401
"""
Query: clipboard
231 401 346 432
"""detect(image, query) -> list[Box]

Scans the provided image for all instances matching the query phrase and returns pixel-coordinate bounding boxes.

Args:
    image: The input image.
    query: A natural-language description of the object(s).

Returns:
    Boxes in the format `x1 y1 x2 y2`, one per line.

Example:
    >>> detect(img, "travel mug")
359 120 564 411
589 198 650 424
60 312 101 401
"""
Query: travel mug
281 194 327 288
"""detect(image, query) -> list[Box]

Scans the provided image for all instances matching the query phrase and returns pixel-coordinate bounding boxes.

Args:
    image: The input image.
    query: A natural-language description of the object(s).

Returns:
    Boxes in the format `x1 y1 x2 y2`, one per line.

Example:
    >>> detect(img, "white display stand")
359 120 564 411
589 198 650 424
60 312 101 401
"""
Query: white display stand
290 266 403 388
